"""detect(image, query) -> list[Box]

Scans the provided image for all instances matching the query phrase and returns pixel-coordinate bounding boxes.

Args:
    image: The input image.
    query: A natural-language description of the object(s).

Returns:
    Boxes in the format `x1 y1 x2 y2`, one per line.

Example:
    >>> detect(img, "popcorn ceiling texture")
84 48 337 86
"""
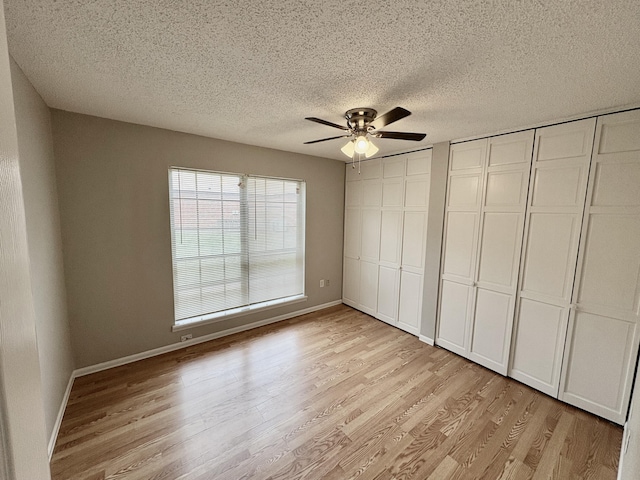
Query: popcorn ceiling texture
5 0 640 160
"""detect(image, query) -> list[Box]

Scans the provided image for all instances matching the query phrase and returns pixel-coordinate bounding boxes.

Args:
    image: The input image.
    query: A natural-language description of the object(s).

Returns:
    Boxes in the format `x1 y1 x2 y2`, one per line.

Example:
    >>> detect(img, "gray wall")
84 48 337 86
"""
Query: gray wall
10 58 75 446
0 2 51 477
51 110 345 368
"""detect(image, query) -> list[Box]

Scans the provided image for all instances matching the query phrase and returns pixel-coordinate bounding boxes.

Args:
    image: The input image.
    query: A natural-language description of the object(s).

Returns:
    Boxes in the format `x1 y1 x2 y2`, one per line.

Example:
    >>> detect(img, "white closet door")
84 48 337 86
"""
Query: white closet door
377 265 400 324
343 159 382 313
343 256 360 306
398 270 423 334
377 157 405 324
360 209 381 262
559 110 640 424
437 139 486 357
509 119 595 396
342 173 362 307
468 131 534 374
358 160 382 314
397 152 431 336
359 259 379 316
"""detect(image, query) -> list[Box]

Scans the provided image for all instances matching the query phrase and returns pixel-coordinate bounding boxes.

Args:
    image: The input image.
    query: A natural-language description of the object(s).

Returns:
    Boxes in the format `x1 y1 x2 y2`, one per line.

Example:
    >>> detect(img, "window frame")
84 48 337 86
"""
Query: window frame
168 167 307 331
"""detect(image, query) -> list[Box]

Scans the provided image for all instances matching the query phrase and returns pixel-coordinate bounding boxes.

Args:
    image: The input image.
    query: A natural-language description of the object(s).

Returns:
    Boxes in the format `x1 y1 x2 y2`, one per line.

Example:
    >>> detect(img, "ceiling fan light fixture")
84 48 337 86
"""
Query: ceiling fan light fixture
354 135 369 154
365 140 379 158
341 140 355 157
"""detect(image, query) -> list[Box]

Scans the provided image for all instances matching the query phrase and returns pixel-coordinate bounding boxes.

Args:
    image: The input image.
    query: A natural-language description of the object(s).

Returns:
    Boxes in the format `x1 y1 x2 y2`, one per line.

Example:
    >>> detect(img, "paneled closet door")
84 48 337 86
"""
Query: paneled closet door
468 131 534 374
342 168 362 307
559 111 640 424
509 119 595 396
437 139 487 357
358 160 382 316
377 157 405 325
397 152 431 335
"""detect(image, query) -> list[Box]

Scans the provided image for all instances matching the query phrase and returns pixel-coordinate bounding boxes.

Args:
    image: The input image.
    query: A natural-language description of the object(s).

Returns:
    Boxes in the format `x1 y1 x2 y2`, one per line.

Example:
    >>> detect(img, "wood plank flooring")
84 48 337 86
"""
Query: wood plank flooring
51 305 622 479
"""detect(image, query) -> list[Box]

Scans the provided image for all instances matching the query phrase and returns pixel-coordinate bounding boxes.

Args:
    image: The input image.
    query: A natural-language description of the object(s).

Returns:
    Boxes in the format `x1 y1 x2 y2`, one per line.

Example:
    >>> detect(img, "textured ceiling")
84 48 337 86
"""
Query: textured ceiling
4 1 640 161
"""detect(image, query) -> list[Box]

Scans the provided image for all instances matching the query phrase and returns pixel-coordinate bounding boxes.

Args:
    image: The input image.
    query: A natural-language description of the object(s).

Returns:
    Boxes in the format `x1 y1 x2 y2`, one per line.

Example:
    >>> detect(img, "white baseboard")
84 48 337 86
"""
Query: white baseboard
419 335 435 346
48 372 75 460
75 300 343 378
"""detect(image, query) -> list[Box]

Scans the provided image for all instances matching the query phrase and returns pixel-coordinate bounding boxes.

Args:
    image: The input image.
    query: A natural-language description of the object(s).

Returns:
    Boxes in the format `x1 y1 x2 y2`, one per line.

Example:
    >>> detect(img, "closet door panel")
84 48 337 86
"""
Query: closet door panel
407 152 431 176
450 144 485 170
577 214 640 311
448 175 481 208
438 280 473 356
477 212 521 290
591 162 640 206
377 265 399 324
442 212 477 280
537 127 594 161
383 157 405 179
361 159 382 179
488 137 533 166
382 181 403 207
360 209 381 262
510 299 567 396
379 210 402 265
343 256 360 306
359 260 379 315
470 288 512 374
401 211 427 270
345 181 362 207
405 178 430 207
562 311 635 418
520 213 578 300
397 270 422 335
531 165 584 207
485 171 527 206
362 180 382 207
344 208 361 258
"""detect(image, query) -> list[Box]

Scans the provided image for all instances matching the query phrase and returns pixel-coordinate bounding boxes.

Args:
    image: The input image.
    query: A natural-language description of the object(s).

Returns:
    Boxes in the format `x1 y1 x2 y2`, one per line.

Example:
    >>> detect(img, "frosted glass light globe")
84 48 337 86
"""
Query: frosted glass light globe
354 136 369 154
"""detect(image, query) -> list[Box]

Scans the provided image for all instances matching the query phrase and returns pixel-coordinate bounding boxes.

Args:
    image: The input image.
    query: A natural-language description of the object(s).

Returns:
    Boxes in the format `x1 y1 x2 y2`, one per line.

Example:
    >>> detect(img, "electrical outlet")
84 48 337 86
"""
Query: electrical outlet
180 333 193 342
325 279 330 287
320 279 325 288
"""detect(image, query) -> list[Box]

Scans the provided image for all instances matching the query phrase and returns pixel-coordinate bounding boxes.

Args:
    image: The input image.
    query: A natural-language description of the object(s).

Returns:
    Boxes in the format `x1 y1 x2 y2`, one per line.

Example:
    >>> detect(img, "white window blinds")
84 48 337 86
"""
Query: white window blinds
169 168 305 322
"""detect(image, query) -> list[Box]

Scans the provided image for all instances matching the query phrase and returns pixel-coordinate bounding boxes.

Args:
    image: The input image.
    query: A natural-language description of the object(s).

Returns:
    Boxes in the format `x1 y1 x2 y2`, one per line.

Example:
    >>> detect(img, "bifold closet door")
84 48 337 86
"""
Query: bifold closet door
468 131 534 374
342 167 362 306
559 110 640 424
437 139 486 357
509 119 596 397
397 153 431 335
437 132 533 374
377 157 405 324
342 160 381 315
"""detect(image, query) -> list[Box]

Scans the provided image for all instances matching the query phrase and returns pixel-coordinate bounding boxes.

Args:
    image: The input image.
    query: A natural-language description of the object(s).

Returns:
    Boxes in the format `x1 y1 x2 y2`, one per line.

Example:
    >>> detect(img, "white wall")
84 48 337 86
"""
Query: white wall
51 110 346 368
0 1 51 477
10 58 75 446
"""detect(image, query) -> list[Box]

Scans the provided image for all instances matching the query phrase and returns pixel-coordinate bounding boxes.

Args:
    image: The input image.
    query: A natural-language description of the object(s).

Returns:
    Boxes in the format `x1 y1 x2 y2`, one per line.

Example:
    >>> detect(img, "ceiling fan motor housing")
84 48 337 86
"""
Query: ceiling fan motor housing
345 108 377 132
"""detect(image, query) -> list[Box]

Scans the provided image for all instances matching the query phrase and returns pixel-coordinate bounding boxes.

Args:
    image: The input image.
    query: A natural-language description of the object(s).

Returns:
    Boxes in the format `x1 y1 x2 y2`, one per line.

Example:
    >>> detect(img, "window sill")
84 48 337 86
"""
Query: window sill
171 294 308 332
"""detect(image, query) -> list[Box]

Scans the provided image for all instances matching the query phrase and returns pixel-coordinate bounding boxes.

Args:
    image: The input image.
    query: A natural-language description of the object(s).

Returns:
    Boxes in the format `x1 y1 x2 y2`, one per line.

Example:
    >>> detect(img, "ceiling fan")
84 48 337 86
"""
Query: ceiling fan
304 107 426 158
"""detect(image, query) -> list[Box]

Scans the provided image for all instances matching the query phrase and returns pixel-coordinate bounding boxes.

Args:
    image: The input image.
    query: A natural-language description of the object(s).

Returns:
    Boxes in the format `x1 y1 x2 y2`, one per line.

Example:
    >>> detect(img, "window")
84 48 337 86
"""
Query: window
169 167 305 328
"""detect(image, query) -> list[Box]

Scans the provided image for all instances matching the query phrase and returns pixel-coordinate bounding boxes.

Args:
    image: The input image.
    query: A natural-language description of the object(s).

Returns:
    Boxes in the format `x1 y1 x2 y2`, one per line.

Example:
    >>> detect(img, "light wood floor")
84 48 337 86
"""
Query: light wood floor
51 305 622 479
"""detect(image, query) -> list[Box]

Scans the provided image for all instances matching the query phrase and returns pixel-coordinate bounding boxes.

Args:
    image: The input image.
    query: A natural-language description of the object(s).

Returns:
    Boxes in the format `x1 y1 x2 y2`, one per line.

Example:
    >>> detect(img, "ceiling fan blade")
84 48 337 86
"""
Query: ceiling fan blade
305 117 349 131
370 107 411 129
374 131 427 141
304 135 350 144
